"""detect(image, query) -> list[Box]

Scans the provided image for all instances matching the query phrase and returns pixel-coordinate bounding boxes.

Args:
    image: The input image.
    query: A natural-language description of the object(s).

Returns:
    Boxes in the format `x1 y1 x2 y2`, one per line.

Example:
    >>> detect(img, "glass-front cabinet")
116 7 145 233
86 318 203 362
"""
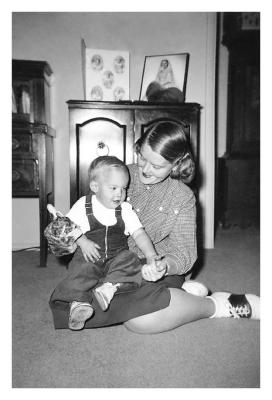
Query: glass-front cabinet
12 59 55 267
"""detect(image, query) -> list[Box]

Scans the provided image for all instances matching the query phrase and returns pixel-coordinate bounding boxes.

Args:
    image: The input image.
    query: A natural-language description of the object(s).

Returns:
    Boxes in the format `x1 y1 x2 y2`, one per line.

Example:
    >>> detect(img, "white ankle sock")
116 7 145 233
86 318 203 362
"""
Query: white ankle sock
206 296 217 318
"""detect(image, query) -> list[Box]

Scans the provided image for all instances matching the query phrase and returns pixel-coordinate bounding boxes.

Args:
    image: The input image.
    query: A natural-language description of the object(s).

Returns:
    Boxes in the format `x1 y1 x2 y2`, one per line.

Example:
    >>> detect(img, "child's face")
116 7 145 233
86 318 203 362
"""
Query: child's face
91 167 129 209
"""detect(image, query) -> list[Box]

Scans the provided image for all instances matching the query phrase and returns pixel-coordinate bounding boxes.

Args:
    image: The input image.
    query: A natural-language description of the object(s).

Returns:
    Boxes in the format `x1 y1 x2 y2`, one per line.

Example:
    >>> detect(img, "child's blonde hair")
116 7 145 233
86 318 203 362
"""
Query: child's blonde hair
88 156 128 182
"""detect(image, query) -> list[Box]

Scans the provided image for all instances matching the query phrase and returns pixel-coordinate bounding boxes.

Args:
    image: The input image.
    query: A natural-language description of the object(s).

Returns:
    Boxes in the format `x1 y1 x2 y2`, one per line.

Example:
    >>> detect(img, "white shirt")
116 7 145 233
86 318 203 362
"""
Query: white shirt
67 195 143 236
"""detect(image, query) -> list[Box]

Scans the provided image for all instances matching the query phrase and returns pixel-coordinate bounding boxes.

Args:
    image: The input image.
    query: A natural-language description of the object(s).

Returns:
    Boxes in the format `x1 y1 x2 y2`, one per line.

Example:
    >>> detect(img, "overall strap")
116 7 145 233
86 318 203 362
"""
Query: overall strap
85 194 93 216
115 204 122 215
115 204 123 223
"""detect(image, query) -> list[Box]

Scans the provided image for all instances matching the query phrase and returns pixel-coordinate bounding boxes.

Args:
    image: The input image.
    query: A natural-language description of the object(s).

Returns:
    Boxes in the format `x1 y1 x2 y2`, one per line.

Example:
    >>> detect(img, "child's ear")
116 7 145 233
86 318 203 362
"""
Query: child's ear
90 180 98 193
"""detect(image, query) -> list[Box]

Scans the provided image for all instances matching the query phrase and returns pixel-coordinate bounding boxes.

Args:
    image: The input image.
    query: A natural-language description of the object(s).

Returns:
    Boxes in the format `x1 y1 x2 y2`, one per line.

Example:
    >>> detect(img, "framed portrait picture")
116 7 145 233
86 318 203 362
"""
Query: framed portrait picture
82 39 130 101
139 53 189 101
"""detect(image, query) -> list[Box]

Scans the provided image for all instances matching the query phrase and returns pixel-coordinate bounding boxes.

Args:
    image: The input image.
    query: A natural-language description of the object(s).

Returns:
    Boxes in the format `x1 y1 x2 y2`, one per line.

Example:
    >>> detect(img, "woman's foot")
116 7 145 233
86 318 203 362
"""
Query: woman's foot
69 301 94 330
208 292 260 319
182 280 209 297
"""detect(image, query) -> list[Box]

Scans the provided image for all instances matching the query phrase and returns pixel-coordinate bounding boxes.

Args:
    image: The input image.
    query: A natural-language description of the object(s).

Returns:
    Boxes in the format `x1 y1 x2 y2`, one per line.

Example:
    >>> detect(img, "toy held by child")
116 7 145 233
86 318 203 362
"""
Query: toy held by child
44 204 83 257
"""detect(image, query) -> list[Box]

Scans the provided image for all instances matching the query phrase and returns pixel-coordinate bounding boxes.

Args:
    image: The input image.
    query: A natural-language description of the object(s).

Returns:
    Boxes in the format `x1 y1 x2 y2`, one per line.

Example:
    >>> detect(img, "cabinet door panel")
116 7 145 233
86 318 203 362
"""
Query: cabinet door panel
12 132 33 153
12 158 39 195
77 118 127 197
69 107 134 205
135 108 198 161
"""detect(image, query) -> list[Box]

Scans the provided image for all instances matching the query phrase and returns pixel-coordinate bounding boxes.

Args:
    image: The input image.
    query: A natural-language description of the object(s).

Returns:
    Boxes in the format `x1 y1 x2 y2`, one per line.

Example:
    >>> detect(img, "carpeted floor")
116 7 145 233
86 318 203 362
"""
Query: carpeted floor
12 227 260 388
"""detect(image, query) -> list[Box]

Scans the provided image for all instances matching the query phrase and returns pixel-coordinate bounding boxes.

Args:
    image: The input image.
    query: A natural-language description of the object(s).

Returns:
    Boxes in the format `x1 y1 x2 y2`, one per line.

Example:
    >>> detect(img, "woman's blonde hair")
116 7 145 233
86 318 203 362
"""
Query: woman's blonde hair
135 121 195 183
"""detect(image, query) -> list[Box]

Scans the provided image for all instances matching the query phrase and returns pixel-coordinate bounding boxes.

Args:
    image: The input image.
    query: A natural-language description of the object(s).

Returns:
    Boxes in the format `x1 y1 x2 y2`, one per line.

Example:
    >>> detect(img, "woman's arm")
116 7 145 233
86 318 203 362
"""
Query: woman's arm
155 190 197 276
127 165 197 276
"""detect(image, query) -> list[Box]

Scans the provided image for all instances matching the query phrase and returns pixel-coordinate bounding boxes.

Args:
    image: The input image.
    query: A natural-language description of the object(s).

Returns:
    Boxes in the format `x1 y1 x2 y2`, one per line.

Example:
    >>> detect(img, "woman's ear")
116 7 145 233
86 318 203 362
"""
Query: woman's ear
90 180 98 193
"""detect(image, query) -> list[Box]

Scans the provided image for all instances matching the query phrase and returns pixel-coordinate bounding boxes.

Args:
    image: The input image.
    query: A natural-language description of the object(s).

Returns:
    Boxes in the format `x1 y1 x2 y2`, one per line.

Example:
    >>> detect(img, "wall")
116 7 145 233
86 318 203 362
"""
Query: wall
12 12 217 249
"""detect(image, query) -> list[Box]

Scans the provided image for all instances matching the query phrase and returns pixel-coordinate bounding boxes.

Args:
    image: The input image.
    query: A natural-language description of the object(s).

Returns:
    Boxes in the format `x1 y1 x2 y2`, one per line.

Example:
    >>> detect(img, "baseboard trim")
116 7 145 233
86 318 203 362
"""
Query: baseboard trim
12 242 40 251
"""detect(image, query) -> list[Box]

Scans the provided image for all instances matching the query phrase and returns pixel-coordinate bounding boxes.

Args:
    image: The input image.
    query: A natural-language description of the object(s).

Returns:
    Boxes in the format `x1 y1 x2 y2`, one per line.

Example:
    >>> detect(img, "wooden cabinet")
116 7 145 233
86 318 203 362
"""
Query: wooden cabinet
12 60 55 267
67 101 200 207
217 156 259 228
222 12 260 158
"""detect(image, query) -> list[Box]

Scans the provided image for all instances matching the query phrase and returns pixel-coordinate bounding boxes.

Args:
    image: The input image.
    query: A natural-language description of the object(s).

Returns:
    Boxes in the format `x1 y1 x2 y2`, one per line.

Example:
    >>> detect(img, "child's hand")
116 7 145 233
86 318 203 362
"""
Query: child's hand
141 261 166 282
147 255 168 273
154 256 168 273
76 235 101 262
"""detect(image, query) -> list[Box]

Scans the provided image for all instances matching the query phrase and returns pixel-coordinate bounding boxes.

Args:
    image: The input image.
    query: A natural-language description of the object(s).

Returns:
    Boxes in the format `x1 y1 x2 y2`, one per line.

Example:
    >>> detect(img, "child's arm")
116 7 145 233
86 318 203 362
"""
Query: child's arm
132 228 168 282
131 227 157 263
66 197 101 261
123 202 168 280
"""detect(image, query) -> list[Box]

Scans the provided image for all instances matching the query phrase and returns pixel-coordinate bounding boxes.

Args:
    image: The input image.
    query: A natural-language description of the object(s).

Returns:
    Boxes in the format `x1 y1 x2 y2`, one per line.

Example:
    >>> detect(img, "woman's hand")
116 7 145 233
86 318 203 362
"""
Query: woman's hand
154 256 168 273
141 257 167 282
76 235 101 262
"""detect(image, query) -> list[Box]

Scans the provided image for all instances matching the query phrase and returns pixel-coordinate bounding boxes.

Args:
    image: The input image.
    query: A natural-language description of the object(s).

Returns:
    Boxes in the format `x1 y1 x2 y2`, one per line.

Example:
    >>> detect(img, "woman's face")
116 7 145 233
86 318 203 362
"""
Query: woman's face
137 143 173 185
161 59 168 69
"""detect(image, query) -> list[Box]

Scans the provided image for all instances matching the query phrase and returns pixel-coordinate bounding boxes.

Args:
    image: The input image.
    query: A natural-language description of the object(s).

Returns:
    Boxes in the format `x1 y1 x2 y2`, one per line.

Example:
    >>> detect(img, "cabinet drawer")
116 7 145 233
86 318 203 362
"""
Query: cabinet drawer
12 132 33 153
12 158 39 196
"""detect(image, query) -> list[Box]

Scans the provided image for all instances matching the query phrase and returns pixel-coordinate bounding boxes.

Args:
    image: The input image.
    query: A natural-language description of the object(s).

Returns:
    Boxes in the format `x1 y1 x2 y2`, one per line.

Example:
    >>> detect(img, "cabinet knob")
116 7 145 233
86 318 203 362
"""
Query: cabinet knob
96 141 109 156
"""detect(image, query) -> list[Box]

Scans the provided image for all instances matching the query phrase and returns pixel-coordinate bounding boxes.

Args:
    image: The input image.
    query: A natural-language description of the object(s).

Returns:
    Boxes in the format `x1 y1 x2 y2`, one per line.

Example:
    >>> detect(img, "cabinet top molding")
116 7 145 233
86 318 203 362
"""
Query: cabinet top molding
12 59 53 78
67 100 201 110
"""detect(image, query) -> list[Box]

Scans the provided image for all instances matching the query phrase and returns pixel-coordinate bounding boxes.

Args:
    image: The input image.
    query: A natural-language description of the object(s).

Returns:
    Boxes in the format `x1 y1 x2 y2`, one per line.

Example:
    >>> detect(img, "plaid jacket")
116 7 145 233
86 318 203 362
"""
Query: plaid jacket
127 164 197 275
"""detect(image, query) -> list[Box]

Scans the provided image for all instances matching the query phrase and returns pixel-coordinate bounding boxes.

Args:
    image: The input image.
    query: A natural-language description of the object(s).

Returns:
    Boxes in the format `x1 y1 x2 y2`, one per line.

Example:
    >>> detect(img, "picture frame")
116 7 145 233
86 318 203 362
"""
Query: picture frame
139 53 189 101
81 39 130 101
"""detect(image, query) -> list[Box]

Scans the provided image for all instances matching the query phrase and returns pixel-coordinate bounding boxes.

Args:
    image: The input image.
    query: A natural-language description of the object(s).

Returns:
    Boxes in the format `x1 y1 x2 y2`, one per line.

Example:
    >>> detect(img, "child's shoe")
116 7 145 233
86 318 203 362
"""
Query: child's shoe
94 282 120 311
69 301 94 330
182 280 209 297
208 292 260 319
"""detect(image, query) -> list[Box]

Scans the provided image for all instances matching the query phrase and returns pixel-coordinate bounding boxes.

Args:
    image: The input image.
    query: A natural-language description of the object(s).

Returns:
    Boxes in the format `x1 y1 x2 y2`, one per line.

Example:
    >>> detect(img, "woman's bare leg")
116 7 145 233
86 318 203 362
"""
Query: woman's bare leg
124 288 215 334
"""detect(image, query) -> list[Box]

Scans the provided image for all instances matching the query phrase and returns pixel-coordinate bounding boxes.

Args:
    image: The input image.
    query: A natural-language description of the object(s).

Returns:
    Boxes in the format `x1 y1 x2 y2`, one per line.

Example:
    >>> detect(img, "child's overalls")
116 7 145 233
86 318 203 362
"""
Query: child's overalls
50 194 143 304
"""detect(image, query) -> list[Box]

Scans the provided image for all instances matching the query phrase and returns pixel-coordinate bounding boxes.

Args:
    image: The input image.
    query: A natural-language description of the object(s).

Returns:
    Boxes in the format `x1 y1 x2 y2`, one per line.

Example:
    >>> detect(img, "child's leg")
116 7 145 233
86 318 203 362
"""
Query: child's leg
51 253 105 304
93 282 121 311
104 250 143 287
51 253 106 329
69 301 94 330
92 250 143 311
